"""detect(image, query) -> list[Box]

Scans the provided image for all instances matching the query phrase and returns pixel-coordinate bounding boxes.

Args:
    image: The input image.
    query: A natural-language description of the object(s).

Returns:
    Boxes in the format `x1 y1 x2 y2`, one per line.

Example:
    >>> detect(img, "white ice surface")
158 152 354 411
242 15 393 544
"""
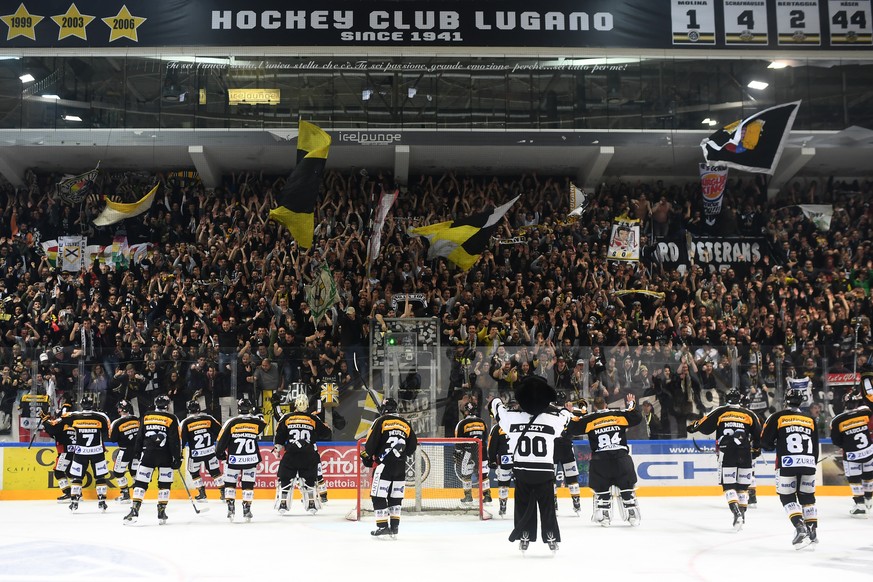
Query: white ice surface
1 496 872 581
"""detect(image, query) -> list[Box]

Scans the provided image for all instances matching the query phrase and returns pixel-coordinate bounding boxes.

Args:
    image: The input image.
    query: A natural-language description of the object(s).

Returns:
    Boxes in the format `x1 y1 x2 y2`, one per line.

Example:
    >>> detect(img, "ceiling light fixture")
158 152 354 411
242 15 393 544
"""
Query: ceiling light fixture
768 61 788 69
19 73 34 82
63 115 82 122
747 80 769 90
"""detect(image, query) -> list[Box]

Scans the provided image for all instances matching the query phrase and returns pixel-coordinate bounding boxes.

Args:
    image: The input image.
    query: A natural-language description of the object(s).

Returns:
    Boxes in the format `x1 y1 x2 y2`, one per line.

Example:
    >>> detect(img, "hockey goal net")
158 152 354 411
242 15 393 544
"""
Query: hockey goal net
345 437 492 521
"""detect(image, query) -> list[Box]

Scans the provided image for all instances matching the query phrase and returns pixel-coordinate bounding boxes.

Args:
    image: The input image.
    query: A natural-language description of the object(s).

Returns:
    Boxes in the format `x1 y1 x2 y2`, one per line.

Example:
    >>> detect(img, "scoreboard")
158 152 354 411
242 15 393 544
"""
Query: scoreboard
0 0 870 49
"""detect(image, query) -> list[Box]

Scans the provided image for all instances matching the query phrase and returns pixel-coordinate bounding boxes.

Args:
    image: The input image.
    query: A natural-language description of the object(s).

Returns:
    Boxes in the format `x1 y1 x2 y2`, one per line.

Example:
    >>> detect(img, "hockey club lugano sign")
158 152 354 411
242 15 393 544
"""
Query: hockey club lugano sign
1 0 871 49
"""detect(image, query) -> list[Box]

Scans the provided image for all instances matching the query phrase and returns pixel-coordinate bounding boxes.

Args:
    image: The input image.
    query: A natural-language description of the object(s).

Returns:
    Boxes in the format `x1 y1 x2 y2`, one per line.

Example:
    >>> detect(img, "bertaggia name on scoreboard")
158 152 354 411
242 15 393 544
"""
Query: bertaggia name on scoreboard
0 0 870 48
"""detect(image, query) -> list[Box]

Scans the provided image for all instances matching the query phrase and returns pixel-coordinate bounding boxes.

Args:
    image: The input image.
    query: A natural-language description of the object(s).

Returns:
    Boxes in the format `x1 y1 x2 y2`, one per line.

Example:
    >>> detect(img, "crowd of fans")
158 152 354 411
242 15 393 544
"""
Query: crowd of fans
0 168 871 440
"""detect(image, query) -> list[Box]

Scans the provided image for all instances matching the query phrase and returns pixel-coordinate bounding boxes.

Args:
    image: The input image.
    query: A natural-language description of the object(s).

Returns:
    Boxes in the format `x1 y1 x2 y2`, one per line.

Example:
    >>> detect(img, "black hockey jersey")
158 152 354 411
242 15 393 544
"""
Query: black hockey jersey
569 402 642 458
761 409 819 475
489 398 569 476
135 410 182 466
180 413 221 460
688 405 762 456
274 411 331 463
109 415 141 450
455 416 488 442
216 414 267 469
830 406 873 463
63 411 110 456
487 424 510 467
44 415 76 454
364 414 418 465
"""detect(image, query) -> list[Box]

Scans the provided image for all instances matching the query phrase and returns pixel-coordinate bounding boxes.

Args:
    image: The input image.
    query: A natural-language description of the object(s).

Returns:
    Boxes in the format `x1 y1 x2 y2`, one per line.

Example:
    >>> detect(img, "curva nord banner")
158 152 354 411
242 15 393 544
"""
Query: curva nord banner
1 0 871 49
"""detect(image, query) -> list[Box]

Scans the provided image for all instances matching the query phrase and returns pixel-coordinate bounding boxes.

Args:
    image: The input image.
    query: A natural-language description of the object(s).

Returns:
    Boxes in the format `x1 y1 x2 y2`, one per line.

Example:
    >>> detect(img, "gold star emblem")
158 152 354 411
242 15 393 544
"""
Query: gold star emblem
51 4 95 41
102 5 146 43
1 3 44 41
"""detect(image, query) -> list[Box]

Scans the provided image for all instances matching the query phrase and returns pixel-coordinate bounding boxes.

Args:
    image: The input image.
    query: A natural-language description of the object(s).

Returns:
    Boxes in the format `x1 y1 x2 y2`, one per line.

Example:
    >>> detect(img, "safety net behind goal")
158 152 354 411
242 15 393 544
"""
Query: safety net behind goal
345 437 492 521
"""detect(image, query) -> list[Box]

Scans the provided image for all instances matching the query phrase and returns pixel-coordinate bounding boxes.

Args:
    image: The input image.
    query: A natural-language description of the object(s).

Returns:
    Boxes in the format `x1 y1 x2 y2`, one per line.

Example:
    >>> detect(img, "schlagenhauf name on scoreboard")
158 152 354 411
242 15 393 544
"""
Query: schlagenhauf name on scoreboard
211 10 614 41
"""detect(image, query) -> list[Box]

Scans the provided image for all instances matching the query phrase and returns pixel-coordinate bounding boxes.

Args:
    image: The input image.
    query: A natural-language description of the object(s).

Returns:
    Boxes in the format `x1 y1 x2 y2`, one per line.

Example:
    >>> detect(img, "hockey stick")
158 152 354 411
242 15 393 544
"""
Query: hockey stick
353 353 382 414
177 468 209 514
27 418 45 450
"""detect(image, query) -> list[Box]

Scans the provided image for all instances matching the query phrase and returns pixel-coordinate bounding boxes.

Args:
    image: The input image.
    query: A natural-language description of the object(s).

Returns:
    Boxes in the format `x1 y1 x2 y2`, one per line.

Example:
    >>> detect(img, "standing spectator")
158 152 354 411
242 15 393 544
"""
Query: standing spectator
338 306 367 381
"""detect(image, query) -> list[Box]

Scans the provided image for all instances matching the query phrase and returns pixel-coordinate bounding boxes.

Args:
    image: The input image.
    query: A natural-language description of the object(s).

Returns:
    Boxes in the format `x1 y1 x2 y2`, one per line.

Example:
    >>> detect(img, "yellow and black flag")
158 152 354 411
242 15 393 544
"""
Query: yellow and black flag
700 101 800 175
269 121 331 249
409 195 520 271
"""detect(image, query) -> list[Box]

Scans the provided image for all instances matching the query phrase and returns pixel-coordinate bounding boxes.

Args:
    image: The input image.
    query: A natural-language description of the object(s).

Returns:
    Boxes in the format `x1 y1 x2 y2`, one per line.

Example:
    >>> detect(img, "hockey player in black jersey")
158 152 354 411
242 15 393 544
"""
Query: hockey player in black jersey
487 403 513 518
40 402 75 503
489 375 568 552
569 393 642 527
124 395 182 525
361 397 418 538
216 398 266 521
454 401 492 505
761 385 820 549
63 396 111 512
829 389 873 517
554 396 587 516
687 388 762 531
274 394 331 514
109 400 140 503
180 399 223 502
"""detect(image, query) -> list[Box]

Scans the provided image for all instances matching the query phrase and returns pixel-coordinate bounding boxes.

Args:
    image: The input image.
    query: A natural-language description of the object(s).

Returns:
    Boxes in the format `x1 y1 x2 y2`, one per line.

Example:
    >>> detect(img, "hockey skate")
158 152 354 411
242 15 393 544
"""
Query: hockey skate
545 532 559 553
626 506 640 527
572 496 581 515
518 532 531 553
483 490 492 504
115 489 131 504
123 502 140 524
157 504 168 525
731 506 744 532
499 499 507 517
792 523 811 550
56 492 71 504
807 522 818 544
306 500 318 515
371 525 394 538
195 486 208 502
320 491 328 505
747 489 758 509
390 524 399 537
278 500 289 515
850 503 867 518
596 509 611 527
226 500 235 521
460 490 473 504
242 502 253 522
98 498 108 513
68 496 80 512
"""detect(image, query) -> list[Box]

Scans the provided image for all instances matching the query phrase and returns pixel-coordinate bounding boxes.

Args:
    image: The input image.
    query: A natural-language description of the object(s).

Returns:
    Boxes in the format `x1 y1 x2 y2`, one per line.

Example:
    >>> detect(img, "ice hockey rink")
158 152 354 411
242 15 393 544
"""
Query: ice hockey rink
0 495 871 581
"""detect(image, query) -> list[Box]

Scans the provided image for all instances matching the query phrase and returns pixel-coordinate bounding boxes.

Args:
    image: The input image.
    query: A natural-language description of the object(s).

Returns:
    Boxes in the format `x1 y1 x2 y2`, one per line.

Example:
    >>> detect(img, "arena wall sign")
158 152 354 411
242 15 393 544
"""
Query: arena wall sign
1 0 870 49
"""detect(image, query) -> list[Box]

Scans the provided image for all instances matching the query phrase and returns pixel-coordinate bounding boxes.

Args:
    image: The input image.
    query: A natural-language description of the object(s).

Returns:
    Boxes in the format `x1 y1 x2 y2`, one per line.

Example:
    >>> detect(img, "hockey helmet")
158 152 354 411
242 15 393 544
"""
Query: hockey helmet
238 398 254 415
118 399 134 415
380 397 398 414
154 394 171 411
80 395 95 411
725 389 742 405
186 400 201 415
844 388 864 409
294 393 309 413
785 377 810 407
463 401 478 417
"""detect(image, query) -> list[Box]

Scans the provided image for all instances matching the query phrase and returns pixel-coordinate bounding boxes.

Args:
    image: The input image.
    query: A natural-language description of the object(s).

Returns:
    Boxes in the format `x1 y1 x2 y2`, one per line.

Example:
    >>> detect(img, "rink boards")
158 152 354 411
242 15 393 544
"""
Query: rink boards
0 439 851 500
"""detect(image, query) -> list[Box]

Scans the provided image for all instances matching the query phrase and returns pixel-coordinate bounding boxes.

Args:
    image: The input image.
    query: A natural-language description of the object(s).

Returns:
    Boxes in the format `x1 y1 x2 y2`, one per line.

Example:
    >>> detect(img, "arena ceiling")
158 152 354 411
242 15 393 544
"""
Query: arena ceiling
0 125 872 190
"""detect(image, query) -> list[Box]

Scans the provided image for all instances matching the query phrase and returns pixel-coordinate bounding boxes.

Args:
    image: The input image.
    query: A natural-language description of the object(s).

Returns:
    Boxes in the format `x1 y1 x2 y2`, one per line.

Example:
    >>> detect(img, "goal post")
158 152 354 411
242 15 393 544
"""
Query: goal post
345 437 492 521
